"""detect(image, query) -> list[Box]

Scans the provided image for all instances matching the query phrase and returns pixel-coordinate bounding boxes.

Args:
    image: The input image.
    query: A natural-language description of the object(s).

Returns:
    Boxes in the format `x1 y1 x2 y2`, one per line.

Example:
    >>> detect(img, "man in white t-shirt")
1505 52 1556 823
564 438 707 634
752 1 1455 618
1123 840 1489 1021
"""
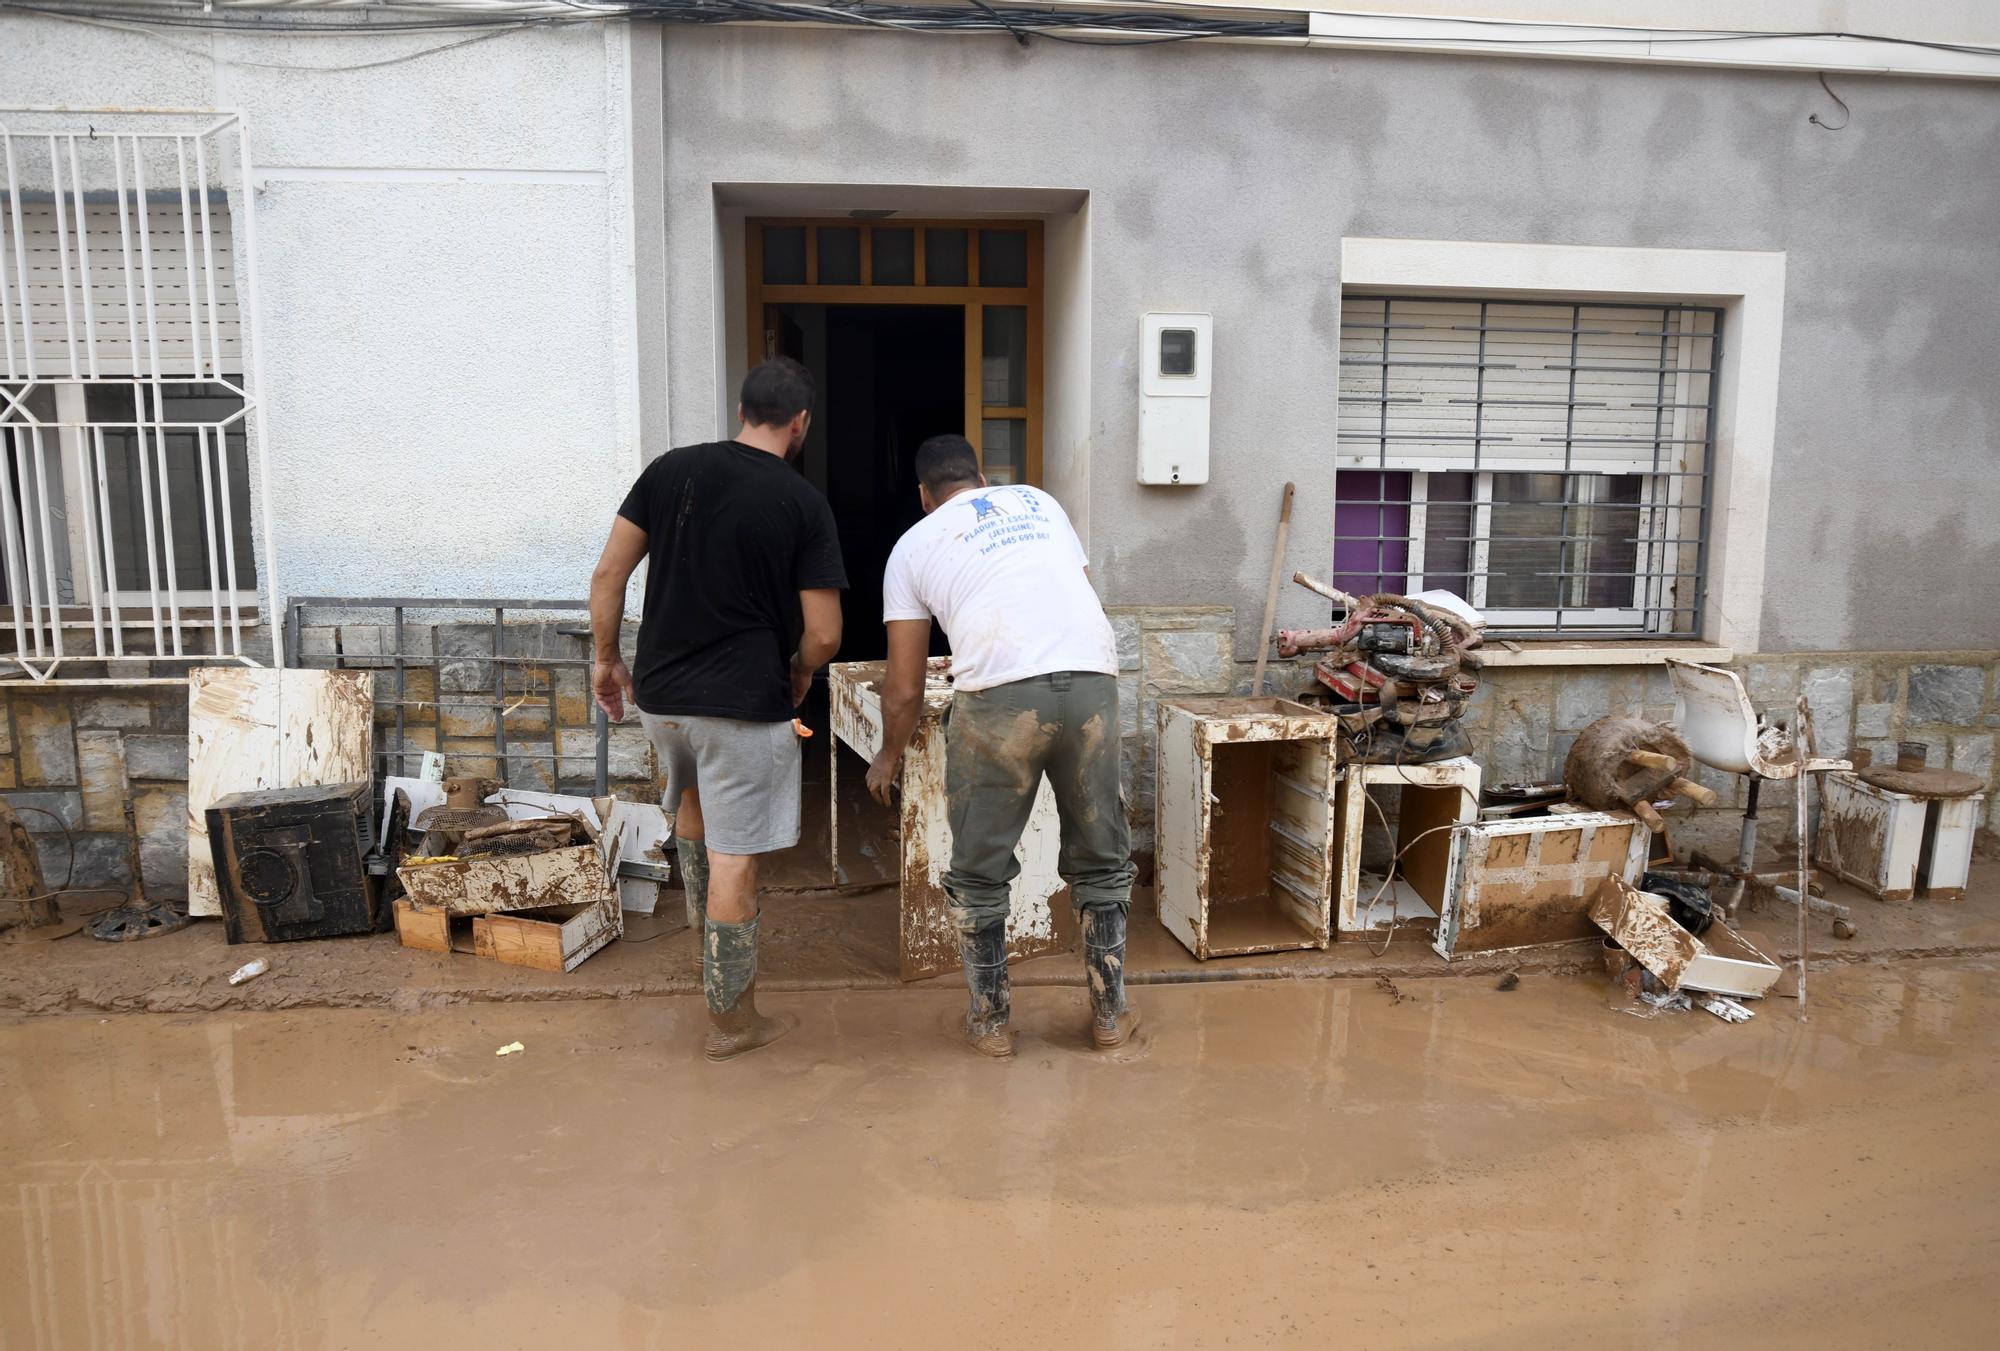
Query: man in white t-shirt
866 435 1137 1058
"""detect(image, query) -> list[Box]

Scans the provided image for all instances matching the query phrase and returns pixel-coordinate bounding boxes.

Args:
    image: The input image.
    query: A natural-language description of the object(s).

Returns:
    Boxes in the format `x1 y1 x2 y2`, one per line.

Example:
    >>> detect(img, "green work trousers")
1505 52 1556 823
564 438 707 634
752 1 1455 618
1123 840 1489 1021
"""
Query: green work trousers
940 670 1135 933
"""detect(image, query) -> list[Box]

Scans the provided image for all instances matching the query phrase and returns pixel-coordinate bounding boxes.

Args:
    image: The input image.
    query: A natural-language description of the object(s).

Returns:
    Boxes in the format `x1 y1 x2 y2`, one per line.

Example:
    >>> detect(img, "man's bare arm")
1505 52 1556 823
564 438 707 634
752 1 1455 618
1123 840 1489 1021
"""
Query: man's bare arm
866 619 931 806
589 517 650 721
791 588 845 705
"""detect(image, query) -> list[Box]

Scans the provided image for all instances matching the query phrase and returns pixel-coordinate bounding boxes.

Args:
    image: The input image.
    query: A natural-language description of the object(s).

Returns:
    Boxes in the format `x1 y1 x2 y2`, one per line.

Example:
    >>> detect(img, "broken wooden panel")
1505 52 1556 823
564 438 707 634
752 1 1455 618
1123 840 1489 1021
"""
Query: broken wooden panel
1155 697 1337 960
1589 874 1780 998
473 897 620 973
830 661 1068 981
397 836 614 917
1336 757 1482 936
1433 809 1649 960
393 898 454 953
187 668 373 917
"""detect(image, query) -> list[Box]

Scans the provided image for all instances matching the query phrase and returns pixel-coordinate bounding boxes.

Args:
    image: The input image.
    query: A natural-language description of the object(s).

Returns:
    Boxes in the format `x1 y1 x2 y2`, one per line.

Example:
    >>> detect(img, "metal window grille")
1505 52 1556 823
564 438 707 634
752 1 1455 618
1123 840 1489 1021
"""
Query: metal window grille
0 110 271 679
1336 294 1720 638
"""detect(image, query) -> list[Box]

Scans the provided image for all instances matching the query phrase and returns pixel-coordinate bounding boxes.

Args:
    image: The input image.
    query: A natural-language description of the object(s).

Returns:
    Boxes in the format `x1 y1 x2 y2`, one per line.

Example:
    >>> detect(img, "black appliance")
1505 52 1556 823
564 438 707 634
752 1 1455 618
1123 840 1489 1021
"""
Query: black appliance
206 781 381 944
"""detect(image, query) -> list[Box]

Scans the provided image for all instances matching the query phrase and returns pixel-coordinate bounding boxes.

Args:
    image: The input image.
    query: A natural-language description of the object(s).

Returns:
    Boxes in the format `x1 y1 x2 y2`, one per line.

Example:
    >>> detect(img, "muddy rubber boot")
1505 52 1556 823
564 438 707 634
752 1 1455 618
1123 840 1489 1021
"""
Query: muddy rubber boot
959 923 1015 1058
677 835 709 971
702 916 793 1062
1082 906 1141 1050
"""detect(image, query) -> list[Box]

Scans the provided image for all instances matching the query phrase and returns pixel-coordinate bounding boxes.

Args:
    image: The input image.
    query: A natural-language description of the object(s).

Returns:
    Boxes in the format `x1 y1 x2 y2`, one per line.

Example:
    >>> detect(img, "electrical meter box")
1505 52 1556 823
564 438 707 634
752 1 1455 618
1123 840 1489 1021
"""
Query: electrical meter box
1138 312 1211 484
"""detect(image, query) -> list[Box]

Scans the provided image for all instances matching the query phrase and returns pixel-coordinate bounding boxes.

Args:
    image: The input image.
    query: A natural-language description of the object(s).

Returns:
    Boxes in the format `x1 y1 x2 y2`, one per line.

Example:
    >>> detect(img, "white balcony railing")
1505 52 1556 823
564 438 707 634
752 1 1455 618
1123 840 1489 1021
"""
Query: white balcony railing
0 109 273 680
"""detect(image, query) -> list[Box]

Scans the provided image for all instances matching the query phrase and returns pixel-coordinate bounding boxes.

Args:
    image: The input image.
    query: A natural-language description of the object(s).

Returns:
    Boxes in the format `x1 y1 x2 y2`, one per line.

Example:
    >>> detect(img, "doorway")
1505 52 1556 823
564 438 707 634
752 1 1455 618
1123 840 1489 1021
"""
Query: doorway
768 303 962 664
743 217 1045 893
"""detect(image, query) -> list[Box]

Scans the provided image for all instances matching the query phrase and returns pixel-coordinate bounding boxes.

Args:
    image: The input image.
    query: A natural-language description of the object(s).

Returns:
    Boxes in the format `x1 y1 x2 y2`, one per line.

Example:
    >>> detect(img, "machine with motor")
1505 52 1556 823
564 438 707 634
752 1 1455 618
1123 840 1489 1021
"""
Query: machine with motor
1276 571 1484 764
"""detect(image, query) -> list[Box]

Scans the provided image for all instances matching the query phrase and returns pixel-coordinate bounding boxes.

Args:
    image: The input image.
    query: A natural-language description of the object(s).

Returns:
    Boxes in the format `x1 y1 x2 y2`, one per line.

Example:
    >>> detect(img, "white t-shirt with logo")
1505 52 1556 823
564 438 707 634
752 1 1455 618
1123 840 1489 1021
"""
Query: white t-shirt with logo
881 485 1117 693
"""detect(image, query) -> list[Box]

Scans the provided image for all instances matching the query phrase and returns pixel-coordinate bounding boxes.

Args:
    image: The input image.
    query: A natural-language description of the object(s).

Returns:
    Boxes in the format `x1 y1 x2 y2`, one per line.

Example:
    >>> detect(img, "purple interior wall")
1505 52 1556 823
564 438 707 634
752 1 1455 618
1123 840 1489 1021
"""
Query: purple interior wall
1332 471 1410 596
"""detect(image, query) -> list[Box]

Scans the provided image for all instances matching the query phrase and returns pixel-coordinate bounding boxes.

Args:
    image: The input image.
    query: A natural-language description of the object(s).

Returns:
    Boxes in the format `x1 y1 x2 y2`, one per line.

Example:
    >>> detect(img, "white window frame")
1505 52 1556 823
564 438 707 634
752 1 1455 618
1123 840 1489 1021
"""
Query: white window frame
1400 467 1657 631
49 377 259 612
1340 237 1785 656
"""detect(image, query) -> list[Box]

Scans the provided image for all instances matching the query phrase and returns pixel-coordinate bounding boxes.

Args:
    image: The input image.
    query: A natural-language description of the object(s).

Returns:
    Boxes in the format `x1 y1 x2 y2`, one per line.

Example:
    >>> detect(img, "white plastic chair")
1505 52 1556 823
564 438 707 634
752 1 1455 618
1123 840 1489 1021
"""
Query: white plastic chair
1667 659 1849 781
1666 659 1850 941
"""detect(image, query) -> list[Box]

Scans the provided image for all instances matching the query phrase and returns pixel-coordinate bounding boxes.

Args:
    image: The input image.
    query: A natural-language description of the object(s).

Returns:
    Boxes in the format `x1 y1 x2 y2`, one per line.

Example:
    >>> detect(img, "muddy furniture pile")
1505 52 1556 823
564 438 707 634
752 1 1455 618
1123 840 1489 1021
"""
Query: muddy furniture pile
392 797 627 973
1130 602 1891 1022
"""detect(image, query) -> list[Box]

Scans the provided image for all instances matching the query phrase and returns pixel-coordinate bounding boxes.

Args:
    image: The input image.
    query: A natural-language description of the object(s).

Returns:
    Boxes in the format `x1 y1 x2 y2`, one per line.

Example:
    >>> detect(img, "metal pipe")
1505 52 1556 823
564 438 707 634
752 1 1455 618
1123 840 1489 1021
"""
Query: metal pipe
128 384 167 653
3 134 35 381
216 416 244 652
192 136 224 379
68 412 107 657
1291 570 1357 608
0 429 32 659
174 137 205 378
196 423 225 650
594 705 610 795
28 425 64 657
492 605 508 786
1772 884 1849 921
1794 709 1810 1017
133 154 185 655
236 116 283 662
0 136 15 381
90 426 125 654
47 136 80 379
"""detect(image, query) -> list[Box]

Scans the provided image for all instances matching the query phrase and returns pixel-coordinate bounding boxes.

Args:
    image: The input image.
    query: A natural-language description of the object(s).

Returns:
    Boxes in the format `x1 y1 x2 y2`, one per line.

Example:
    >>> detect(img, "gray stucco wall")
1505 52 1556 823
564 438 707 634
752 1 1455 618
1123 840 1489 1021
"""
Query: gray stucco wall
3 15 642 604
656 26 2000 655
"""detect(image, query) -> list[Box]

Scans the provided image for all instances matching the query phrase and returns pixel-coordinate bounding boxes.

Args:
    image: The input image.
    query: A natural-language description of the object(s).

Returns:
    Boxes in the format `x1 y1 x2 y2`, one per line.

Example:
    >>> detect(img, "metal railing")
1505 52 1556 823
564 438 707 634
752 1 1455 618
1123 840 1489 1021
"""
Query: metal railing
0 109 273 680
284 597 612 795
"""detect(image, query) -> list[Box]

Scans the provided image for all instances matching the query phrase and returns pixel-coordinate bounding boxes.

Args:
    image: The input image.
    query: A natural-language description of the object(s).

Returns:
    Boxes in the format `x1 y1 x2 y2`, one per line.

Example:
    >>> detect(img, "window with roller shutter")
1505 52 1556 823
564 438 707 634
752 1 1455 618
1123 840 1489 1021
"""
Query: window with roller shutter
1334 295 1719 638
1 130 260 669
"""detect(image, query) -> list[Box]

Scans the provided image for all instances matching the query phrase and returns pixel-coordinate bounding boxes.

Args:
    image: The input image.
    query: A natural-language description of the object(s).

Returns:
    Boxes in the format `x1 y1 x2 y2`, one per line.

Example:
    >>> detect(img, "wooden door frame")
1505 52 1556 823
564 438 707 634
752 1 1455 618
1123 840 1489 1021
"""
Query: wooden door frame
745 216 1043 485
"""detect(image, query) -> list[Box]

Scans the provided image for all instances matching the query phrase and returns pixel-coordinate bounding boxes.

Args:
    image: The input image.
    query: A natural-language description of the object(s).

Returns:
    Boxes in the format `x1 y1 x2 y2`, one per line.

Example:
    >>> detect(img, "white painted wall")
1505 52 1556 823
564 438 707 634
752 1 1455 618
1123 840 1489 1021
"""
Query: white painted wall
1 14 641 605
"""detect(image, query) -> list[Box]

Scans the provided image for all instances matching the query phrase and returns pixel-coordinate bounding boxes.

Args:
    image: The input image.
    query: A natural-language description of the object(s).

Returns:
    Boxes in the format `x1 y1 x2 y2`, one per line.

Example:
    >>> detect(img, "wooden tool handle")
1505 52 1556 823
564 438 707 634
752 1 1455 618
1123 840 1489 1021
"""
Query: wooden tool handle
1625 749 1679 771
1251 482 1298 696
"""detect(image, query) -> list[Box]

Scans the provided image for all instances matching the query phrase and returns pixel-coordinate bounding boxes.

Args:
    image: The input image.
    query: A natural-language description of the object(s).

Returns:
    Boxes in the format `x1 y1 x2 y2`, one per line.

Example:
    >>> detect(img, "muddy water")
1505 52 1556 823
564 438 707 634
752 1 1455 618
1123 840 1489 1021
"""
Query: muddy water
4 962 1996 1348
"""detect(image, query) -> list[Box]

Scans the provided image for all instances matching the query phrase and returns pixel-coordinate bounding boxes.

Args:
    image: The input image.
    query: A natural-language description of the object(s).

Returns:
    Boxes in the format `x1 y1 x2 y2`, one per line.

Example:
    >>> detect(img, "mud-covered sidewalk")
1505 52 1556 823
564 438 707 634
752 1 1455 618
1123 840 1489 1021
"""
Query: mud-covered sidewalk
6 864 1998 1016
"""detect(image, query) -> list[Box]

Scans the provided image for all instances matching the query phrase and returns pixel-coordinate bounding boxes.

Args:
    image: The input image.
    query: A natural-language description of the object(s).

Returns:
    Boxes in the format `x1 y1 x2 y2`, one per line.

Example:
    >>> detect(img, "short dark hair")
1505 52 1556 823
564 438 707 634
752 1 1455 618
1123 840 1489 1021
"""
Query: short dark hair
739 357 814 428
915 434 981 493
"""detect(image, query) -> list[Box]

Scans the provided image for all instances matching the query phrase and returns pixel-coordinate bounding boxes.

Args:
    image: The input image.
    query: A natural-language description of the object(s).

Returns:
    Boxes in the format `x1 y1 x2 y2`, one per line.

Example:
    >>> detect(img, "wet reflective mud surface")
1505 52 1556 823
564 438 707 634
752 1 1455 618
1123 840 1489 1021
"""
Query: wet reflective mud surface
4 961 1996 1347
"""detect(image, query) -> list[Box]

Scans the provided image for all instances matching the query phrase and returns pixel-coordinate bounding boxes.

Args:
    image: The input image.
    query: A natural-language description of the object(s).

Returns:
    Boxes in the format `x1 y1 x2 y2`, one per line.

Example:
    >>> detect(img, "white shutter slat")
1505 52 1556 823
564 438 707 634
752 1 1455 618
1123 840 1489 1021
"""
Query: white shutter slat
7 201 242 377
1339 299 1717 474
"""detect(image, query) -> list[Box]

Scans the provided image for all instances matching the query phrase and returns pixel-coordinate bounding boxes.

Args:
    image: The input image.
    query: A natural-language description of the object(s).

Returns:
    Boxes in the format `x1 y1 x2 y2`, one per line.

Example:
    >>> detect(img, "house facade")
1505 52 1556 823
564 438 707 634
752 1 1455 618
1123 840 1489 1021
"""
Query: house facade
2 3 1997 887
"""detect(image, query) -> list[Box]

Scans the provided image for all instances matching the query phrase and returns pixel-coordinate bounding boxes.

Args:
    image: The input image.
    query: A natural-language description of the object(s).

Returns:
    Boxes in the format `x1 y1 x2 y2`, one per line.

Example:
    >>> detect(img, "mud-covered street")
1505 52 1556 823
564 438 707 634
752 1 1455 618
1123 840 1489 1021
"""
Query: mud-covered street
5 959 1996 1348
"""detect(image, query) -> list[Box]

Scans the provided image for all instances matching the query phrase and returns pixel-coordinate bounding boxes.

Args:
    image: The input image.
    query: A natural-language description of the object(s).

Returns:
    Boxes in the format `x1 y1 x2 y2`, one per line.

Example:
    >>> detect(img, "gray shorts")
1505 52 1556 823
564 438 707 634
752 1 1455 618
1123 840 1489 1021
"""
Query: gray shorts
638 712 802 856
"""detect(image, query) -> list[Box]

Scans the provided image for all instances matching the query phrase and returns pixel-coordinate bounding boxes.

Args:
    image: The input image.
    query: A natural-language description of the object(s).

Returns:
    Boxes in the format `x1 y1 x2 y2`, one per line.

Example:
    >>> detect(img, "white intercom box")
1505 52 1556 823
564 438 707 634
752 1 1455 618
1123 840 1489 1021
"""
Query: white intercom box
1137 312 1211 485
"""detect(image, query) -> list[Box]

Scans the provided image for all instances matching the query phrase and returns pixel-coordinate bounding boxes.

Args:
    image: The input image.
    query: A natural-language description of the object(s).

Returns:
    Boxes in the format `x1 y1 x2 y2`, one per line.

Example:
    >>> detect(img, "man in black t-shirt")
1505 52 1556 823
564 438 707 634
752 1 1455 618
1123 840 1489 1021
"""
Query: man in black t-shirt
589 358 846 1061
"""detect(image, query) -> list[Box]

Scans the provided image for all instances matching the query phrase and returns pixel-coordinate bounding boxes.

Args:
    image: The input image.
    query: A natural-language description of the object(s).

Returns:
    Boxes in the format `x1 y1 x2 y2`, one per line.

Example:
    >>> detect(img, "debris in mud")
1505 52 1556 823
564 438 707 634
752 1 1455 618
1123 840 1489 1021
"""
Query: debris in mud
495 1041 525 1057
1589 875 1781 999
1833 918 1858 940
1563 715 1713 832
228 959 268 986
1374 974 1408 1004
1628 989 1756 1023
396 796 625 972
1496 970 1520 992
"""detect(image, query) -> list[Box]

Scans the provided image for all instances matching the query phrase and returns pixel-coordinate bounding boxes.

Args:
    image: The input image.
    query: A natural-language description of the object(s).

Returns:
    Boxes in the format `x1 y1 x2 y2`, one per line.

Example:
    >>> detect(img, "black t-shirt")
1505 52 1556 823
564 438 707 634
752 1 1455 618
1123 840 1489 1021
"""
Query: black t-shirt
617 440 847 721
